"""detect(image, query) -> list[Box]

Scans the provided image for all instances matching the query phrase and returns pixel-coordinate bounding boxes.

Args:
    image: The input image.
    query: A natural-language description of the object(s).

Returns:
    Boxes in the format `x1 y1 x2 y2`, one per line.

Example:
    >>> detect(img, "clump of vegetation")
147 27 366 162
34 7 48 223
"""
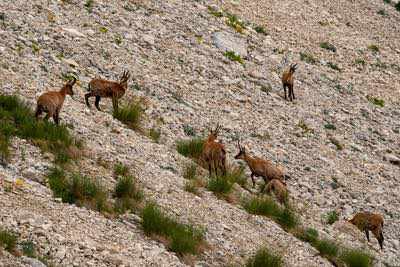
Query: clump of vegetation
114 175 143 213
0 229 17 253
340 249 373 267
114 34 123 45
366 95 385 107
207 6 223 17
176 138 204 160
329 137 344 150
99 26 108 33
327 62 341 71
183 124 196 136
141 203 205 255
84 0 94 13
21 240 36 258
324 123 336 130
315 239 339 258
320 42 337 52
298 120 314 135
367 44 379 53
224 51 244 65
246 247 283 267
226 13 246 33
355 58 366 66
396 2 400 11
114 162 129 177
207 175 233 196
296 227 319 244
47 168 110 212
149 127 161 143
113 101 144 131
183 163 197 180
0 95 81 164
300 52 317 64
184 180 200 195
377 9 387 16
243 197 298 230
325 210 339 225
254 25 267 35
383 0 391 3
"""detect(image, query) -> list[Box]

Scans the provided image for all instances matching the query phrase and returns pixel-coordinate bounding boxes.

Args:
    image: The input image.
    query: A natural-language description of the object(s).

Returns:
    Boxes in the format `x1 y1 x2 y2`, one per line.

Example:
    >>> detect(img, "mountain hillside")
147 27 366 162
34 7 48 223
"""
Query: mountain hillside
0 0 399 266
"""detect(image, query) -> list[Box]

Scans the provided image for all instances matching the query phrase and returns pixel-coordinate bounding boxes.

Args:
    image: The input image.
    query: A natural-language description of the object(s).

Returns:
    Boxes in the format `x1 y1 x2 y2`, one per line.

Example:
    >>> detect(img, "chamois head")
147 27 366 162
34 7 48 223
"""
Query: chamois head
62 77 76 96
234 140 246 160
207 123 221 142
289 63 298 73
119 70 130 86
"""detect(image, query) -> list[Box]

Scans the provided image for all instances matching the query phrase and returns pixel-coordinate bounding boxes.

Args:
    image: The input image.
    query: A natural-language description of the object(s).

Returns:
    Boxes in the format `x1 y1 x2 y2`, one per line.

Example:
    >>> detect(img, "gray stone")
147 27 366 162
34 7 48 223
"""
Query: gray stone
212 32 248 57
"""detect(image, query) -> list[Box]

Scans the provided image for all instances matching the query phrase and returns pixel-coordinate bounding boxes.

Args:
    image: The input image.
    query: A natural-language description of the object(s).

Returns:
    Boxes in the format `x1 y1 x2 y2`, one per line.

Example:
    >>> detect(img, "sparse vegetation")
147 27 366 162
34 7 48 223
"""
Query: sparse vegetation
141 203 205 255
325 210 339 225
355 58 366 66
324 123 336 130
84 0 94 13
340 249 372 267
226 13 246 33
320 42 337 52
183 124 196 136
297 227 319 244
254 25 267 35
300 52 317 64
246 247 283 267
367 44 379 53
149 127 161 143
113 101 144 131
184 180 200 195
327 62 341 71
329 137 344 150
366 95 385 107
207 175 233 196
315 239 339 258
298 120 314 135
207 6 223 17
176 138 204 160
0 228 17 253
224 51 244 65
114 162 129 177
183 163 197 180
114 175 143 213
99 26 108 33
378 9 387 16
47 168 110 213
0 95 81 164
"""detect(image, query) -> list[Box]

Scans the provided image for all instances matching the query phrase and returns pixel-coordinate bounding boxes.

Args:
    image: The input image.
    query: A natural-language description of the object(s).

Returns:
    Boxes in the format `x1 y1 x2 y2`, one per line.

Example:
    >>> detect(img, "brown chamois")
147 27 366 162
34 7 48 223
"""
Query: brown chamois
202 124 226 177
348 212 384 250
234 141 287 187
281 63 298 101
85 70 130 111
35 77 76 125
264 179 288 204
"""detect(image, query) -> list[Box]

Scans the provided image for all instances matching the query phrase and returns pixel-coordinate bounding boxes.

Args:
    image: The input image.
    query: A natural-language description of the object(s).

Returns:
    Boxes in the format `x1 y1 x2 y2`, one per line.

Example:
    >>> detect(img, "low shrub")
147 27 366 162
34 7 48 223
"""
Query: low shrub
340 249 373 267
141 203 205 255
246 247 283 267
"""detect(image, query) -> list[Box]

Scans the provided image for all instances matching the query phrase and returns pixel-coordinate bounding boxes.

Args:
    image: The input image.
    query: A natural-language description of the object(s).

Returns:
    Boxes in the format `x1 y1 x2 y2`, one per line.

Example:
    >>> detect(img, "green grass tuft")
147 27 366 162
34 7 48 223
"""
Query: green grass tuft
183 163 197 180
244 197 281 218
21 240 36 258
315 239 339 258
0 95 80 164
176 138 204 160
224 51 244 64
208 6 223 17
340 249 373 267
254 25 267 35
113 101 144 131
326 210 339 225
113 174 143 214
246 247 283 267
320 42 337 52
297 227 319 244
47 168 109 212
0 229 17 253
141 203 205 255
366 95 385 107
114 163 129 177
300 52 317 64
226 13 246 33
207 175 233 195
149 127 161 143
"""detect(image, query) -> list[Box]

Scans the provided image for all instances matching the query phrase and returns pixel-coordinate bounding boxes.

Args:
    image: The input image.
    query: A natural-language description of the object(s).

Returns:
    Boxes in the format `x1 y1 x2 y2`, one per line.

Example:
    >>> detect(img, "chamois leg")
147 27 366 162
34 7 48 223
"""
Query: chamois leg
44 112 50 121
250 173 256 187
283 85 287 100
365 230 370 242
288 85 293 101
378 232 384 250
85 93 92 108
112 97 119 112
208 163 212 177
95 96 101 111
53 110 60 125
35 105 43 119
291 85 295 100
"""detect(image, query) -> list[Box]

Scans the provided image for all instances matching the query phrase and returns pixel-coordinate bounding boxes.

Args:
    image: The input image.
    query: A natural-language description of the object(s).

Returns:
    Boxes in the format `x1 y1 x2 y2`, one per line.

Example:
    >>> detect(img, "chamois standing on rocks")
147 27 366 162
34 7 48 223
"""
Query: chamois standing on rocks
202 124 226 177
234 141 287 187
281 63 298 101
35 77 76 125
85 70 130 111
264 179 288 204
348 212 384 250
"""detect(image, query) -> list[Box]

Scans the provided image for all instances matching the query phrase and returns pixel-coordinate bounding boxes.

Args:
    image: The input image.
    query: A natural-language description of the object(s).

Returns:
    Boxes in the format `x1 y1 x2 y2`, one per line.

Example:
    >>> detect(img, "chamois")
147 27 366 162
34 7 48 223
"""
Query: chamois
35 77 76 125
281 63 298 101
264 179 288 204
234 141 286 187
348 212 384 250
85 70 130 111
202 124 226 177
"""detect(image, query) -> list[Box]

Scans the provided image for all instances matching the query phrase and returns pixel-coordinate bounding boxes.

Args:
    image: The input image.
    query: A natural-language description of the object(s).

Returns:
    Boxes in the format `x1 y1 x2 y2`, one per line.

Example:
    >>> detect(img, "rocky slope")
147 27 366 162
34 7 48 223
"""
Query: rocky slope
0 0 399 266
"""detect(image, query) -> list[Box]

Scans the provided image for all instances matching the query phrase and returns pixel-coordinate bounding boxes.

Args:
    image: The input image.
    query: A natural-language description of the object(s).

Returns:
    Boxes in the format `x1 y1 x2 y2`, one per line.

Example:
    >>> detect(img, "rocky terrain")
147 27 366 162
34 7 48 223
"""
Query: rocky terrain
0 0 399 266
